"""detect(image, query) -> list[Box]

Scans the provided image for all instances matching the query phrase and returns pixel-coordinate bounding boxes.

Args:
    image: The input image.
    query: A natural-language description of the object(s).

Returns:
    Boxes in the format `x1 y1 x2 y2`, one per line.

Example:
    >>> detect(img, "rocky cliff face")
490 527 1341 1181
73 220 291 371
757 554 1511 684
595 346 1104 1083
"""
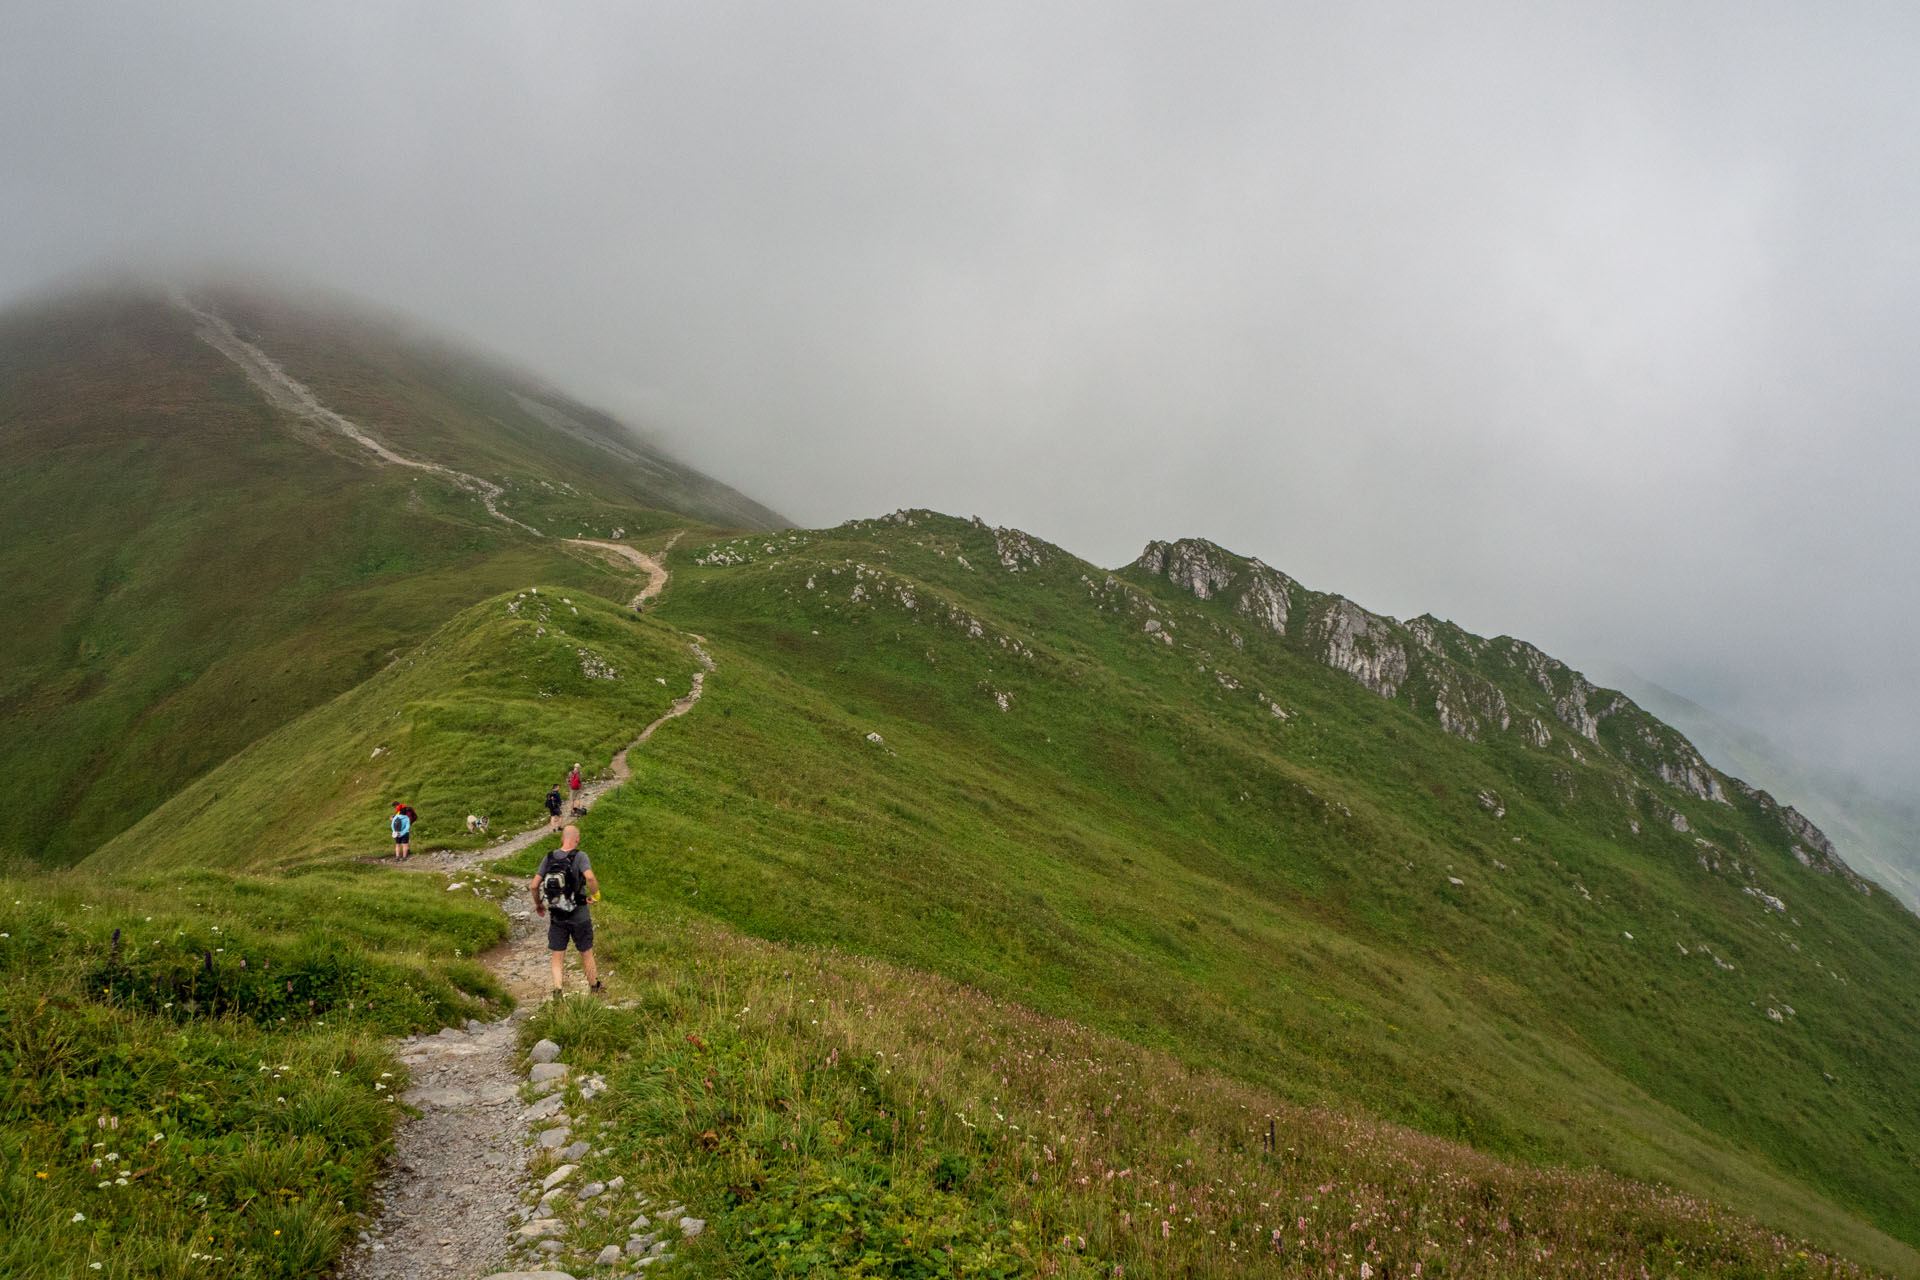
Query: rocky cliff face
1311 598 1409 699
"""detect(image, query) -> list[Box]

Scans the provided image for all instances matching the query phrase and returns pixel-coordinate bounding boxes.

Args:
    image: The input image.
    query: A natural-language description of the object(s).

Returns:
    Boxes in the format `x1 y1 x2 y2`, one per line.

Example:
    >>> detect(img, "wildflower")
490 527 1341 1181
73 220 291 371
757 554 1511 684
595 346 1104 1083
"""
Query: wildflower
71 1212 86 1223
1162 1221 1171 1239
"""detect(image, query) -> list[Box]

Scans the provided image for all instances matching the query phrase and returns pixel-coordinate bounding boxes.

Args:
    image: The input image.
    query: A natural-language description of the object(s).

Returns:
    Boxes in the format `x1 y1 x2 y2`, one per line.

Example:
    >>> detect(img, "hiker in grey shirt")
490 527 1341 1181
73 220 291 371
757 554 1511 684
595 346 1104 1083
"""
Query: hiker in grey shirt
531 824 602 995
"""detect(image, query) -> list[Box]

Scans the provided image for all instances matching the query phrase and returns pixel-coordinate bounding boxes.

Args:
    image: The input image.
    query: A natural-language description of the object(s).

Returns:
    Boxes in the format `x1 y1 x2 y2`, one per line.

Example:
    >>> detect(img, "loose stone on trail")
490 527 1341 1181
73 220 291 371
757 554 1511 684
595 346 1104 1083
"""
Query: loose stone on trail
523 1092 566 1121
529 1038 562 1063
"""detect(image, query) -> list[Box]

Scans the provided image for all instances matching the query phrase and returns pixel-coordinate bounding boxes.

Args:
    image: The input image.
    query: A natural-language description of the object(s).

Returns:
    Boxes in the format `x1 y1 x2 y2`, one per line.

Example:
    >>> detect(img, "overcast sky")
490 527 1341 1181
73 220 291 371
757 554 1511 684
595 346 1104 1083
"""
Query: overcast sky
4 3 1917 798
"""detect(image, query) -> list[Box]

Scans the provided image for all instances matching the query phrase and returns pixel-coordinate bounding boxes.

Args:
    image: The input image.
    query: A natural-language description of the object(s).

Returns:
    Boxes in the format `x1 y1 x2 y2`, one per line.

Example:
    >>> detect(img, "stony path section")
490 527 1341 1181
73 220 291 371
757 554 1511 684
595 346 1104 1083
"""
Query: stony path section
571 535 679 610
336 1011 533 1279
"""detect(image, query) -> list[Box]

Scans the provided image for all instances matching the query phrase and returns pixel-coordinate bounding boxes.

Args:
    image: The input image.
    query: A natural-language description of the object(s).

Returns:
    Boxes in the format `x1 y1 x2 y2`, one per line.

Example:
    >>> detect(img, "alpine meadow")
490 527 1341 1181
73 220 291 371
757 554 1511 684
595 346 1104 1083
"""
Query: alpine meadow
6 282 1920 1280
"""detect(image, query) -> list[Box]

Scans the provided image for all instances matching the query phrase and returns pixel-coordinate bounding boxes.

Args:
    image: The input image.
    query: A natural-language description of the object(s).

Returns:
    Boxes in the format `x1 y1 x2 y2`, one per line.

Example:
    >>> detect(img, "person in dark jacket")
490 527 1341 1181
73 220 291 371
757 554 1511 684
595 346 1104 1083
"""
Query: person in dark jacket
531 824 601 995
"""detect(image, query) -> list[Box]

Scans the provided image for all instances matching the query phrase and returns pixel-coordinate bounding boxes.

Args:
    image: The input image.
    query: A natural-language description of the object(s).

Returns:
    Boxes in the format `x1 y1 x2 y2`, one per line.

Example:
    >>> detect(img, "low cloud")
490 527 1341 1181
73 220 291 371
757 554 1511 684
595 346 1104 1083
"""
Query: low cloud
3 2 1916 794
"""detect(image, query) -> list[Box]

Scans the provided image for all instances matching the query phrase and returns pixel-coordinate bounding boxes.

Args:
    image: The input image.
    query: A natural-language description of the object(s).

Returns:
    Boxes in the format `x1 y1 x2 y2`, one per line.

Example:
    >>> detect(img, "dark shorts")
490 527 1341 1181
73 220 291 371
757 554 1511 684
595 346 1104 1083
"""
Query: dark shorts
394 833 410 845
547 910 594 953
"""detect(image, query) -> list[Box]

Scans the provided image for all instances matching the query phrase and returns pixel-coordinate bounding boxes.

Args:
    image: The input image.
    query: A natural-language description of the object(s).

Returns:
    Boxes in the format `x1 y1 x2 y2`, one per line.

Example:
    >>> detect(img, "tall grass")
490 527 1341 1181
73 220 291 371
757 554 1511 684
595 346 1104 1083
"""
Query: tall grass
522 900 1880 1278
0 863 508 1278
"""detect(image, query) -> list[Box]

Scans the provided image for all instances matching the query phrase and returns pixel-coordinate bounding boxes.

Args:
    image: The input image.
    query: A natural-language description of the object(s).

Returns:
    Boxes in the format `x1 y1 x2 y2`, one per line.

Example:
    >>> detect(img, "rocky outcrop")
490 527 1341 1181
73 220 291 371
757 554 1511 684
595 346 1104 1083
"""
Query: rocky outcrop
1502 641 1604 742
1135 539 1294 637
992 526 1047 571
1236 563 1292 636
1124 531 1875 875
1726 780 1873 894
1312 599 1409 700
1430 666 1512 741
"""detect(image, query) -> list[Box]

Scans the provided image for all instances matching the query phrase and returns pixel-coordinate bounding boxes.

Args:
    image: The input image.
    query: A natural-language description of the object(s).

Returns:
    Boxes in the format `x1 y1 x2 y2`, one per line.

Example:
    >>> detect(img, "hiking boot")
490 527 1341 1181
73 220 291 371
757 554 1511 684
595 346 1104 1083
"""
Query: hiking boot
589 981 605 996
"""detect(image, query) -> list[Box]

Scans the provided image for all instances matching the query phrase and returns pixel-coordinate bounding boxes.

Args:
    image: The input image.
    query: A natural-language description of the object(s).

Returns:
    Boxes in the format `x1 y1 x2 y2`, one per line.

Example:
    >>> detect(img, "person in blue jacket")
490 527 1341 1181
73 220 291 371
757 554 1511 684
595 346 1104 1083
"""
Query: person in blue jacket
390 802 414 860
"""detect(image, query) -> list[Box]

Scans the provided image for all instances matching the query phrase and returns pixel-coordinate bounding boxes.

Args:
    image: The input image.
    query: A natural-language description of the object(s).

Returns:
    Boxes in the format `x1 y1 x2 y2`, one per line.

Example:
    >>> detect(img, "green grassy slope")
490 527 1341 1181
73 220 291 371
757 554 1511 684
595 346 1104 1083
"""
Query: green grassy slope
90 584 703 871
533 511 1920 1269
87 509 1920 1271
0 286 773 865
484 896 1884 1278
0 862 512 1279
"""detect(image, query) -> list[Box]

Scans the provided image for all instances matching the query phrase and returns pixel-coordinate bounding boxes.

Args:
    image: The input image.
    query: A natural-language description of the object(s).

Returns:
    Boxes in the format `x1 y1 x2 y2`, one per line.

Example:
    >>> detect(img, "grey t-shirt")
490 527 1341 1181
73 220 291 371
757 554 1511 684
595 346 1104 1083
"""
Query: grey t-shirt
537 849 592 916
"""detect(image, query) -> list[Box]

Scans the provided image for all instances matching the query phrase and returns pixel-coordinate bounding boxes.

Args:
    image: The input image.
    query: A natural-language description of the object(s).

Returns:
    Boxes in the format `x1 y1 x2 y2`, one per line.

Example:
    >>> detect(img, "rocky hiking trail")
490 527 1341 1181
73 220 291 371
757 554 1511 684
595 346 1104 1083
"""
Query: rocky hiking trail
181 293 718 1277
338 626 713 1280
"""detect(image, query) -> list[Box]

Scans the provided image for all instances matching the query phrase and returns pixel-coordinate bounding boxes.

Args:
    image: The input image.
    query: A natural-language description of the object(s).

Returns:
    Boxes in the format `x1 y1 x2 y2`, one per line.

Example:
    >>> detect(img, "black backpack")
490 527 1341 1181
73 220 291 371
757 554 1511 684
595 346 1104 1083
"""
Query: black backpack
541 851 584 913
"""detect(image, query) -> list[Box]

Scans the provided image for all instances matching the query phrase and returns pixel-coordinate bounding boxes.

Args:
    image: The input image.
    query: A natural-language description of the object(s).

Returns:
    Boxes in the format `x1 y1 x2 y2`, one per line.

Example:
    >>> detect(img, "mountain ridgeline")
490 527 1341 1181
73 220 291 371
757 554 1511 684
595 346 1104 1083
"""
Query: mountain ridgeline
1131 534 1872 895
9 284 1920 1276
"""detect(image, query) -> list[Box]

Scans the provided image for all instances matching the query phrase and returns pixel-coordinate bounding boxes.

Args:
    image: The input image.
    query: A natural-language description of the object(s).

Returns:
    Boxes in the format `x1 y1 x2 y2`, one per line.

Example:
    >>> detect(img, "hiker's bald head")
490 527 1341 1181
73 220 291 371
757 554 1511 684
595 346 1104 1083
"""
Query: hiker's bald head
561 824 581 848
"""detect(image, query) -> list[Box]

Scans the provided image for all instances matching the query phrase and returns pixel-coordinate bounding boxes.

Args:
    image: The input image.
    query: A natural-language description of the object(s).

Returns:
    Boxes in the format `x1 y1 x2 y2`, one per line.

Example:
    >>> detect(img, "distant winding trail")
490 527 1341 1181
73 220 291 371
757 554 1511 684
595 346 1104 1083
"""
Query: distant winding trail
571 532 681 611
176 294 545 536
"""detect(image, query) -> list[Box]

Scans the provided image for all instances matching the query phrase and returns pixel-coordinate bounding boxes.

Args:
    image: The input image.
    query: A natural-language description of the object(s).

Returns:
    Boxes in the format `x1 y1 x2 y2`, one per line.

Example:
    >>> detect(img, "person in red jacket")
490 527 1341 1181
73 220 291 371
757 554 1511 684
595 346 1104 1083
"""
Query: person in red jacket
568 763 583 814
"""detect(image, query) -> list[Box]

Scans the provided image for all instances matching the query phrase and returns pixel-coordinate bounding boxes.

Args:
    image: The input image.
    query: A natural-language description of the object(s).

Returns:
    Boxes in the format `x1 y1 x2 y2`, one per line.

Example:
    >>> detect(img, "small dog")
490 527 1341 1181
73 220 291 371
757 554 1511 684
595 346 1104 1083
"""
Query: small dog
466 814 489 834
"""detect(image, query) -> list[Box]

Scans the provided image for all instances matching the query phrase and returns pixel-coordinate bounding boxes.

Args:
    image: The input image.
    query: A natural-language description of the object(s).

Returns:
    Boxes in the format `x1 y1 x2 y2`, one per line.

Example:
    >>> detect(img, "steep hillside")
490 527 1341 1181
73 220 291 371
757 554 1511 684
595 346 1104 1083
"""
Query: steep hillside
541 511 1920 1268
1596 666 1920 911
0 283 780 864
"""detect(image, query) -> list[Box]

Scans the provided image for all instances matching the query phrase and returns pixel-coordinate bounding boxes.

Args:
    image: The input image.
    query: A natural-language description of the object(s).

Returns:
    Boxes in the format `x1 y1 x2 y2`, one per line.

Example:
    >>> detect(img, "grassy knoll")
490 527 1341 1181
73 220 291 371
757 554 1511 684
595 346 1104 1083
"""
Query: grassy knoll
0 862 511 1280
485 891 1884 1278
91 583 704 872
540 513 1920 1269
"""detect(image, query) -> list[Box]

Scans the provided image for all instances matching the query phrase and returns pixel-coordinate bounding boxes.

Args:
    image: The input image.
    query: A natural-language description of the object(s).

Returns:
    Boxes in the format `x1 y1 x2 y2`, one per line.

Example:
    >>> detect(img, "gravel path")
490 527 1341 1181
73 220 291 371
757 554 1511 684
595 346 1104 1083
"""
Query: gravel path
333 580 709 1278
335 1001 536 1278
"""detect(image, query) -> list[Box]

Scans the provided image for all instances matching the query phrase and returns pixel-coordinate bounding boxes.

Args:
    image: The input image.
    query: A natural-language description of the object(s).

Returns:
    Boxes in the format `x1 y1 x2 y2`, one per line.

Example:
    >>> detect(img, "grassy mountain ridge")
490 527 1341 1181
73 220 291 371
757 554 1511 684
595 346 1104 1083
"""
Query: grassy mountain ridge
53 500 1920 1270
12 271 1919 1272
88 575 702 871
562 510 1920 1263
0 284 778 864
